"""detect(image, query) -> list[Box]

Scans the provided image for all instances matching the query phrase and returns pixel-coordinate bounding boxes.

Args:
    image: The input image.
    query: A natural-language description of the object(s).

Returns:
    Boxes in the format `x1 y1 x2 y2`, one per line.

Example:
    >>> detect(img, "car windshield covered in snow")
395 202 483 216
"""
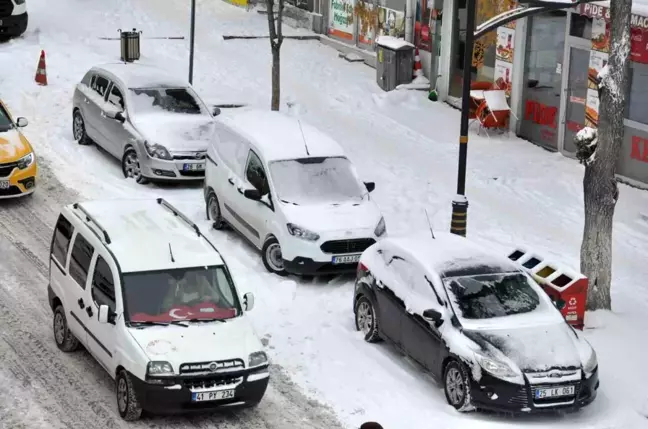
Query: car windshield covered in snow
269 156 365 205
0 105 12 132
129 87 205 115
123 266 242 324
444 272 541 319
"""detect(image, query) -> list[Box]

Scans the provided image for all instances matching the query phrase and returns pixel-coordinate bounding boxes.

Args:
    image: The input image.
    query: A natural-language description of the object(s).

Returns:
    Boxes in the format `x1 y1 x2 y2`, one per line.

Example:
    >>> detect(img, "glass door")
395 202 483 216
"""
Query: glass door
561 46 591 154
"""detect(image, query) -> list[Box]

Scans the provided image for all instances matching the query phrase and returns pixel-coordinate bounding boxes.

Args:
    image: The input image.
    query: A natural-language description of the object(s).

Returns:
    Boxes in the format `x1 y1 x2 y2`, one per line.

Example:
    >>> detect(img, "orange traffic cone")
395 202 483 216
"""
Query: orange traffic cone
35 50 48 86
413 47 423 80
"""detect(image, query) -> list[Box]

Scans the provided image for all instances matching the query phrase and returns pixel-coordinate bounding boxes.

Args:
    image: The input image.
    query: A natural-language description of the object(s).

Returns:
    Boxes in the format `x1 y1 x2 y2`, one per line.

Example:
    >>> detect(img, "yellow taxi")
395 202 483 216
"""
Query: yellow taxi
0 100 37 199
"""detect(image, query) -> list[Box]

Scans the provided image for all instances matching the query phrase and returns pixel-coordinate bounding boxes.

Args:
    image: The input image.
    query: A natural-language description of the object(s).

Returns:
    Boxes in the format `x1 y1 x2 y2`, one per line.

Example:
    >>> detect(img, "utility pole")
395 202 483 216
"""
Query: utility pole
449 0 597 237
189 0 196 84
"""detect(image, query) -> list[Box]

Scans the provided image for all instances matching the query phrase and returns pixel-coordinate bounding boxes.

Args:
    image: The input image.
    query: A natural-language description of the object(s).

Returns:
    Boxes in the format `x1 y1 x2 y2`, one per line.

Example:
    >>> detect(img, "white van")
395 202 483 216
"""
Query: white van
47 198 269 420
204 109 386 277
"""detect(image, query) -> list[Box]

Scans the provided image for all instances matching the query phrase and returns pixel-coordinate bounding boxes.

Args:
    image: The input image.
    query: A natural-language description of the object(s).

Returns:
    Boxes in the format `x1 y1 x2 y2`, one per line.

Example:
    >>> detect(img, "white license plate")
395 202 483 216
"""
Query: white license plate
192 389 235 402
332 254 361 264
535 385 575 399
0 181 9 189
183 163 205 171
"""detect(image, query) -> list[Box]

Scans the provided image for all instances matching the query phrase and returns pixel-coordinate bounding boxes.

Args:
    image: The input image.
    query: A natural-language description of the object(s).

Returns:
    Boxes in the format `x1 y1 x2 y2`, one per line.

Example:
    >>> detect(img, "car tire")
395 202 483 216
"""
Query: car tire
354 295 381 343
443 360 474 412
53 305 80 352
116 370 143 421
261 237 288 277
205 191 225 230
72 110 92 145
121 148 149 185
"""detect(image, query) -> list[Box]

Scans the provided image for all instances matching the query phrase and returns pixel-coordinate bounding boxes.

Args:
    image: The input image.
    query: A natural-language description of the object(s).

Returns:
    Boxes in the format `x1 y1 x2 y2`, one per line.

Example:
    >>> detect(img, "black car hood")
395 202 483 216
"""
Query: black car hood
463 322 581 372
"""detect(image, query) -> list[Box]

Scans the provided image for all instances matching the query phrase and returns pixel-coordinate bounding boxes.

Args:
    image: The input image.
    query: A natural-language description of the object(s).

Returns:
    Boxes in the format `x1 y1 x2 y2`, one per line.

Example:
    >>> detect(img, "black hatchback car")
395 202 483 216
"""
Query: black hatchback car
352 232 599 413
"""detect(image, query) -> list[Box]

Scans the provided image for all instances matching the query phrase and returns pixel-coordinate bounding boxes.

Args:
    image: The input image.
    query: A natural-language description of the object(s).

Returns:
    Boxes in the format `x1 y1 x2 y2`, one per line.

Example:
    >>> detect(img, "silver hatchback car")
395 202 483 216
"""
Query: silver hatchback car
72 63 221 184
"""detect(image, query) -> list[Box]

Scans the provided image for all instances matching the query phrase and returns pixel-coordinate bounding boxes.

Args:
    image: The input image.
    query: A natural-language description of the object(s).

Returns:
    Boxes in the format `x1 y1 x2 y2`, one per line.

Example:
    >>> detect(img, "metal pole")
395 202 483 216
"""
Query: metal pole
189 0 196 84
450 0 476 237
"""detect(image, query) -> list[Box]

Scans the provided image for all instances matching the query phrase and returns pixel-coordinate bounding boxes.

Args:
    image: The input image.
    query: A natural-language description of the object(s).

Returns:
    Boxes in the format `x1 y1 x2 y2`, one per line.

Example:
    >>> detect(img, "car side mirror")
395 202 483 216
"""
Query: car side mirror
364 182 376 193
212 106 222 116
114 111 126 123
243 292 255 311
423 308 444 328
16 117 28 128
244 188 262 201
98 305 115 324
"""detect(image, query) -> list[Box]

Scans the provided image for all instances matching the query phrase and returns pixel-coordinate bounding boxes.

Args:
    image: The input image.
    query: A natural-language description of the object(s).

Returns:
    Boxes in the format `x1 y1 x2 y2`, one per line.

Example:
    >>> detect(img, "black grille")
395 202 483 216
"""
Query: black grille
180 358 245 374
173 152 206 160
182 375 242 390
320 238 376 254
0 161 18 177
507 386 529 408
0 0 13 16
0 186 22 196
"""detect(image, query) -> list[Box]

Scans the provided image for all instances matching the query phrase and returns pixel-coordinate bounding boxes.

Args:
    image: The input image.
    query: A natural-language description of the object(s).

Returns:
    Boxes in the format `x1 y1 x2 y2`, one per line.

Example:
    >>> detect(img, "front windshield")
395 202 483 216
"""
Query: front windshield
444 273 541 319
123 266 241 323
0 106 13 132
269 156 365 205
129 87 205 115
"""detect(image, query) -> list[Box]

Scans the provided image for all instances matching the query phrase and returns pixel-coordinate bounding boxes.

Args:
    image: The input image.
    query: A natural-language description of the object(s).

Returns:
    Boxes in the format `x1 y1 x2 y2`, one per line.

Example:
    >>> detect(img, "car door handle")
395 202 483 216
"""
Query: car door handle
228 178 235 185
78 298 85 309
86 306 93 318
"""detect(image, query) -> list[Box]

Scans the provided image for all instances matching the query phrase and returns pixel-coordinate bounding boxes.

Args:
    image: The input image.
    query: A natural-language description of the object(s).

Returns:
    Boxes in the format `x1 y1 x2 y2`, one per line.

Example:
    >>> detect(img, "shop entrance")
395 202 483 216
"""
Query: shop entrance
560 42 591 154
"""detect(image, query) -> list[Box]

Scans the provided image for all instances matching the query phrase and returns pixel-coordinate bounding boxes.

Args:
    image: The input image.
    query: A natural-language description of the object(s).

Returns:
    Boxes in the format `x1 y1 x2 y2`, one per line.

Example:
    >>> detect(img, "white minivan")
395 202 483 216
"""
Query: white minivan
204 109 386 276
47 198 269 420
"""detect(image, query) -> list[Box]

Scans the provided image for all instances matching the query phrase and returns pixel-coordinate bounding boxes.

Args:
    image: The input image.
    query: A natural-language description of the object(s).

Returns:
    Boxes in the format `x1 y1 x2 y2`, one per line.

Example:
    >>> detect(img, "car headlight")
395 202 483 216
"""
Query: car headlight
17 152 34 170
475 353 518 379
144 141 172 160
583 347 597 377
374 217 386 237
146 361 174 376
249 351 268 367
287 223 320 241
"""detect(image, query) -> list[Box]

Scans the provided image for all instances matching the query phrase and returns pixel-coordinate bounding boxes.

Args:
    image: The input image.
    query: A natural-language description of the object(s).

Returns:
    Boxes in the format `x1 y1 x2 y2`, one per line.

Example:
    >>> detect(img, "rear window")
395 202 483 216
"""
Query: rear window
51 215 75 268
444 273 541 319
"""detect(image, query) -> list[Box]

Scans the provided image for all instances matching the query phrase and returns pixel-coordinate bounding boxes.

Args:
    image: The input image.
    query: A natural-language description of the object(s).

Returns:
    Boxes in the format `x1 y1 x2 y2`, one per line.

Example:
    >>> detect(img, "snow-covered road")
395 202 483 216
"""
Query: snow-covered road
1 0 648 427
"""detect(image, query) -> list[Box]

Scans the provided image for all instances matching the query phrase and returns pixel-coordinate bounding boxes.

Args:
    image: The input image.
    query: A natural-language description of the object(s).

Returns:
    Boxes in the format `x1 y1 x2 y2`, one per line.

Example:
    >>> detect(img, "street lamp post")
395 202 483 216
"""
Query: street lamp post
189 0 197 84
449 0 596 237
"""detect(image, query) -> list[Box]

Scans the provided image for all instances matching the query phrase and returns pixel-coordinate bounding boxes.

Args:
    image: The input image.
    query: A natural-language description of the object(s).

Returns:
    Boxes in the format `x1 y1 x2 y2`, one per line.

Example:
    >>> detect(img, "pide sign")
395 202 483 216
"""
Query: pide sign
578 3 648 64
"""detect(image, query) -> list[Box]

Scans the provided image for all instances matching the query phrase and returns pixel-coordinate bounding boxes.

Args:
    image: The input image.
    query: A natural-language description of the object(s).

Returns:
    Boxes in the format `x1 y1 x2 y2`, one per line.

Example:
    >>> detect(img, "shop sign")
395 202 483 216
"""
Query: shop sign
524 100 558 130
329 0 355 40
631 136 648 163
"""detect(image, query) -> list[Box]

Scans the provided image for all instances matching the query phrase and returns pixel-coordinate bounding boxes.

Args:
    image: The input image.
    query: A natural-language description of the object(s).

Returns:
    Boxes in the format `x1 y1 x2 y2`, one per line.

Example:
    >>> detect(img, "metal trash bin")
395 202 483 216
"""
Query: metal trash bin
375 36 415 91
120 28 141 62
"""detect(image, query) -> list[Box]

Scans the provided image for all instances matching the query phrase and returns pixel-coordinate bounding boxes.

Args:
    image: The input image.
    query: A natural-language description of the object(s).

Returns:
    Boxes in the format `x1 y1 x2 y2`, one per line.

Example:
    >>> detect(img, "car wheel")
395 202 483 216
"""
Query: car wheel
116 369 143 421
53 305 80 352
443 360 474 412
72 110 91 145
206 191 225 230
261 237 288 277
121 148 148 185
354 295 381 343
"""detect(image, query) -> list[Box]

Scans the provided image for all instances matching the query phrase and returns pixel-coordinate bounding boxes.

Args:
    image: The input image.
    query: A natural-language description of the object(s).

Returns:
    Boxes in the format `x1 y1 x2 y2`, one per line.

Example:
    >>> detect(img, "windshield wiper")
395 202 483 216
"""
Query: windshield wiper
186 317 227 323
280 199 299 205
129 320 189 328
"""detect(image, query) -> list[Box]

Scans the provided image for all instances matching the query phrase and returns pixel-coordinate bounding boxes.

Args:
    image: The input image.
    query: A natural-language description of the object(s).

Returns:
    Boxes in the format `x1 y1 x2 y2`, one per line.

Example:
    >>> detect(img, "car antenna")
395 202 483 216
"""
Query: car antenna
168 243 175 262
424 209 435 239
297 120 310 156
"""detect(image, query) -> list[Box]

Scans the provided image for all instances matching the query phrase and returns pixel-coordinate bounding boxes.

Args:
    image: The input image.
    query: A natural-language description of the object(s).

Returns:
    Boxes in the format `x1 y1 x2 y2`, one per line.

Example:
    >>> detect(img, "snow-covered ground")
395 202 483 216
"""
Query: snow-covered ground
1 0 648 427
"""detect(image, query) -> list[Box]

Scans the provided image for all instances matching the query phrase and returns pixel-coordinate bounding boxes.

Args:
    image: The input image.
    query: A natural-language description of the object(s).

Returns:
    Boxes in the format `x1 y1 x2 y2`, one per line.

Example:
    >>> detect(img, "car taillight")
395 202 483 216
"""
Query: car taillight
357 262 368 275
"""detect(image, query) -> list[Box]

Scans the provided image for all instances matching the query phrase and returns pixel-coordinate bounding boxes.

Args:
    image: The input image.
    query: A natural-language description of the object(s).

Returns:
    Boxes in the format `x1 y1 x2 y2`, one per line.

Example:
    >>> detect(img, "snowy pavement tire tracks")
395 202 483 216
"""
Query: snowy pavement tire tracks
0 161 345 429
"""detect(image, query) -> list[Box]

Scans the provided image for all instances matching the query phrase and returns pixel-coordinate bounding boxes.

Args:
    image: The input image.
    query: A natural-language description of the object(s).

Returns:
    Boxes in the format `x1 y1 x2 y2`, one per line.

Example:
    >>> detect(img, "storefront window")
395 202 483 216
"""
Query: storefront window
518 11 567 150
627 62 648 124
570 12 592 39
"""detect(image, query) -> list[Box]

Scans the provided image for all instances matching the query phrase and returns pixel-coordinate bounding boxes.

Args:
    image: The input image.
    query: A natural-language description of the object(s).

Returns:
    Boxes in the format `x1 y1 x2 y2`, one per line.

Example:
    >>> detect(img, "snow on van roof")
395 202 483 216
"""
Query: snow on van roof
385 232 519 278
68 199 223 273
220 109 346 162
93 62 189 89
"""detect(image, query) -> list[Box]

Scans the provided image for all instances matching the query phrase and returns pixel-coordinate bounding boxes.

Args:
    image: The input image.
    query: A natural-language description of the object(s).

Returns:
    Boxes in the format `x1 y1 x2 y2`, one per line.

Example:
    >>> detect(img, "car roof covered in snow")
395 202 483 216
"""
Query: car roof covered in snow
91 62 190 90
383 232 520 278
66 198 224 273
220 109 346 162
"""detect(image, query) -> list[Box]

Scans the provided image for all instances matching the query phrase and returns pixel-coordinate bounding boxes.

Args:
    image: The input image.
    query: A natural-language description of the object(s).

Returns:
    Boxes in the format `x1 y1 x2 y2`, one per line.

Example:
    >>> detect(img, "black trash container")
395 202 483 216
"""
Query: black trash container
375 36 415 91
120 28 141 62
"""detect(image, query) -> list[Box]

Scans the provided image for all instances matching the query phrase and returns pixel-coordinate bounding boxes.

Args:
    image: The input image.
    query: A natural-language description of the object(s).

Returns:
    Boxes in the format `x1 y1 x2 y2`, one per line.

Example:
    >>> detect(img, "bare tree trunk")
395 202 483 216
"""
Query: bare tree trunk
266 0 284 111
579 0 631 311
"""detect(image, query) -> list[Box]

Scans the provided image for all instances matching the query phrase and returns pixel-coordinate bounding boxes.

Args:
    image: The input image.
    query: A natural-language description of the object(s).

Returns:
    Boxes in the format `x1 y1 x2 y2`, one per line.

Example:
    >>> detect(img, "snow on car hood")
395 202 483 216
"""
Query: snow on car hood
131 112 215 152
127 316 263 369
281 199 382 233
0 129 31 162
463 321 582 372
